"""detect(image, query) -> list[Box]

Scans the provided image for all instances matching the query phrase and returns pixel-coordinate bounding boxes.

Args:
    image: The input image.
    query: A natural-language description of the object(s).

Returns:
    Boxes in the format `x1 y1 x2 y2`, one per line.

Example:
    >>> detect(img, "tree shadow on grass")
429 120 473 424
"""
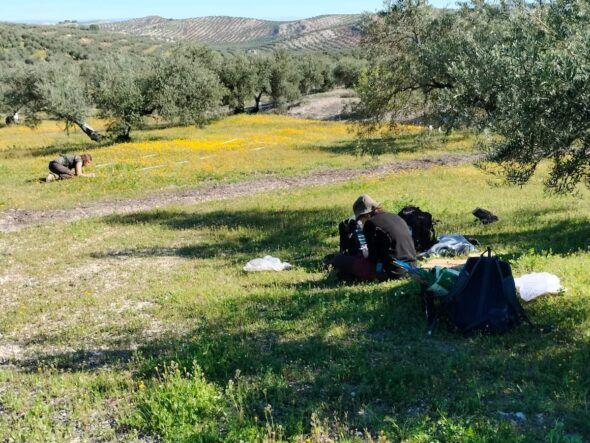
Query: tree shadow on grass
13 279 423 372
11 206 590 438
476 217 590 259
318 132 470 156
10 277 589 438
99 202 590 269
26 138 117 158
10 203 590 437
11 280 458 426
11 131 190 160
319 136 407 156
99 207 345 271
0 138 116 160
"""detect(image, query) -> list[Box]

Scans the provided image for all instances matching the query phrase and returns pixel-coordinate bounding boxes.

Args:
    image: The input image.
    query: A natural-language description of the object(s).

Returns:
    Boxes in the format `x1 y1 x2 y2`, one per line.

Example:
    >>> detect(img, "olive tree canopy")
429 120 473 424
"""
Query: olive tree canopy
91 57 152 141
151 45 225 126
1 60 102 140
357 0 590 192
91 45 225 140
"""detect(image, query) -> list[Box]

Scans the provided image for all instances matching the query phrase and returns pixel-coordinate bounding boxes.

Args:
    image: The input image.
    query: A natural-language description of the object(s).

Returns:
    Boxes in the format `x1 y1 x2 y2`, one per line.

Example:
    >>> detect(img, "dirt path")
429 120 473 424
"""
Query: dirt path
0 154 476 232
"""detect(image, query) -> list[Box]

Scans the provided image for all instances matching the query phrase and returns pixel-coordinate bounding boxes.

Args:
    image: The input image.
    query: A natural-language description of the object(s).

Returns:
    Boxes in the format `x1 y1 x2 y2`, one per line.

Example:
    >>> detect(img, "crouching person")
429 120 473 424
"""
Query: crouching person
331 194 417 282
47 153 95 182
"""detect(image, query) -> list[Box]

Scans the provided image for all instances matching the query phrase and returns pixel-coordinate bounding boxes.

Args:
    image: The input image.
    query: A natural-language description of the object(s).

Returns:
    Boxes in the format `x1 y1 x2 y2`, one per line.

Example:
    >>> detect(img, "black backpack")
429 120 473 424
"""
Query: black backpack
338 218 361 255
423 249 532 335
398 206 436 253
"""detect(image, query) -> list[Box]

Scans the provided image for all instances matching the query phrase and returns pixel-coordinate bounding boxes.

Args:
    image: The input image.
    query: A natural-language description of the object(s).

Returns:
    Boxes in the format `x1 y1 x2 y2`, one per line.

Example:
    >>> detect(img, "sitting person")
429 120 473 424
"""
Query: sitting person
331 194 417 282
46 153 95 182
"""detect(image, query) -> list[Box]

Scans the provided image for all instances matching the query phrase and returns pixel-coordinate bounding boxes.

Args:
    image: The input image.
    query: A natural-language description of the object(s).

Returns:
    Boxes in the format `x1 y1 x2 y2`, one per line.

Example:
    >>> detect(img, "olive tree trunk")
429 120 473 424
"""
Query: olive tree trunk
253 92 263 113
74 120 103 142
5 111 20 125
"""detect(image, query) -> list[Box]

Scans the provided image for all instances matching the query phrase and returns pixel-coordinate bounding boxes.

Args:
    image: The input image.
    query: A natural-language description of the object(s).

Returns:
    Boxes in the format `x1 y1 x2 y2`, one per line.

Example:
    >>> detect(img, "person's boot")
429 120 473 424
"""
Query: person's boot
46 173 58 183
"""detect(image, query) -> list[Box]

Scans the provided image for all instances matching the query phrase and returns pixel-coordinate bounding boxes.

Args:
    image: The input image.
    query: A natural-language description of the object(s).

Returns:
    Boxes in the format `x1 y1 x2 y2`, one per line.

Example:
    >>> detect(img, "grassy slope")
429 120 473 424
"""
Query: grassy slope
1 157 588 441
0 115 472 211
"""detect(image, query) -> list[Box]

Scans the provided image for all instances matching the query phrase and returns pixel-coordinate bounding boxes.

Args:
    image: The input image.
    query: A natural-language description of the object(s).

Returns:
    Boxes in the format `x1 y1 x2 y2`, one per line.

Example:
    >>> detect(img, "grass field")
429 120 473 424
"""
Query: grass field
0 115 473 211
1 113 589 443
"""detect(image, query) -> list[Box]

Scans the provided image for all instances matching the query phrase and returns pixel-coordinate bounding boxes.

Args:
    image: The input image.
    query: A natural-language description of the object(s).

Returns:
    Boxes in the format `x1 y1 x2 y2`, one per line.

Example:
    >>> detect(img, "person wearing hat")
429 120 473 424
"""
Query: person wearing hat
331 194 416 281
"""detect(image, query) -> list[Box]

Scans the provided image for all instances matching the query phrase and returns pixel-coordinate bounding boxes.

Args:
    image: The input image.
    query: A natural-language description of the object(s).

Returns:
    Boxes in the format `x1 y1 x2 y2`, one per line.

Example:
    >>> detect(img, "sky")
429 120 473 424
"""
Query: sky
2 0 457 23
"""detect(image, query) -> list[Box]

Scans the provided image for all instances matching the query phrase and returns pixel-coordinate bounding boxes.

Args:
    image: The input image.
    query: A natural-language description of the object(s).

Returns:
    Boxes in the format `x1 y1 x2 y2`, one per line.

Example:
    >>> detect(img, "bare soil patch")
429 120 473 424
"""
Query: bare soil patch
287 89 360 120
0 154 476 232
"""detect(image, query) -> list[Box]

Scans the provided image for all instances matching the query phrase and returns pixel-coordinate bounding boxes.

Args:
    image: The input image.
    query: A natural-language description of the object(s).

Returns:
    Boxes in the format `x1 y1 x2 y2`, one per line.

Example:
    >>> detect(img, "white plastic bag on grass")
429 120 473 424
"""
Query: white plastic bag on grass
243 255 292 272
515 272 563 302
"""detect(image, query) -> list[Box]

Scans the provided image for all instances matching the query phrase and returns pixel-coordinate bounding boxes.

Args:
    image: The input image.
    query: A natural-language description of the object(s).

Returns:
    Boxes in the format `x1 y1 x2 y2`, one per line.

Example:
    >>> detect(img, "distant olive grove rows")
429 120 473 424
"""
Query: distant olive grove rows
99 15 363 51
0 23 366 141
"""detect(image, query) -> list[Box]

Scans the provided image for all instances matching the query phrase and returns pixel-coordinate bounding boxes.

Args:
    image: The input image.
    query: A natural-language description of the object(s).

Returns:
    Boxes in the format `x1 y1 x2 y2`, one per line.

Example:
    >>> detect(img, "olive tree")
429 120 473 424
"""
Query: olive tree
297 54 332 94
0 65 17 124
451 0 590 191
268 49 302 111
355 0 456 132
150 44 224 126
1 60 102 140
251 54 272 112
357 0 590 192
92 45 225 140
91 58 152 141
333 56 367 88
220 54 257 114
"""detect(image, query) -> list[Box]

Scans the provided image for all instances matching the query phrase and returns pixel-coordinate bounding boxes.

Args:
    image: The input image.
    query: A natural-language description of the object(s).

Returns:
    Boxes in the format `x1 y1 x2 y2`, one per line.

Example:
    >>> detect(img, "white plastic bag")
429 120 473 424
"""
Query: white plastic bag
243 255 292 272
514 272 563 302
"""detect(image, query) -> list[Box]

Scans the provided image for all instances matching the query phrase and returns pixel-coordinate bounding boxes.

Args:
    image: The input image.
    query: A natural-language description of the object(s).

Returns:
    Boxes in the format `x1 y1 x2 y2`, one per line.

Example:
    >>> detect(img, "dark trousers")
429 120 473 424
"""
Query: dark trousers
49 161 74 180
331 253 409 282
332 253 377 282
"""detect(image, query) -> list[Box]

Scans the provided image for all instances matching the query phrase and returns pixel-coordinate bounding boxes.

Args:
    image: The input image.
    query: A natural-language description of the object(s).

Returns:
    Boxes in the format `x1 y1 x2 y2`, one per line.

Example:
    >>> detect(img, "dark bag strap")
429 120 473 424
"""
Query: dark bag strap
420 286 439 335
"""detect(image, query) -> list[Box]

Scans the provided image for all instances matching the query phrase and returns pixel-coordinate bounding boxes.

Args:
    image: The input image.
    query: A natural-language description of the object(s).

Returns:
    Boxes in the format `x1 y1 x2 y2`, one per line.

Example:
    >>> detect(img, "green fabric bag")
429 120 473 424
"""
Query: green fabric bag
417 266 461 297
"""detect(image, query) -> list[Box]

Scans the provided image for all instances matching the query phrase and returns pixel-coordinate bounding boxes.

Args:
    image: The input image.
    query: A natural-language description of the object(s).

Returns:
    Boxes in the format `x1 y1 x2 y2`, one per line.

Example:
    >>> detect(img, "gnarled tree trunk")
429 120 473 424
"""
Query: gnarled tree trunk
115 123 132 142
5 111 20 125
74 120 103 142
253 92 263 113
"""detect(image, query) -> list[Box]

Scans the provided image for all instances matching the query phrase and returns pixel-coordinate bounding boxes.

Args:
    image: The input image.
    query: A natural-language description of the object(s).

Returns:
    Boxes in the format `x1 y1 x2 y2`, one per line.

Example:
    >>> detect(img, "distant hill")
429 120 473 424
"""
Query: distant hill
0 22 166 67
98 15 363 50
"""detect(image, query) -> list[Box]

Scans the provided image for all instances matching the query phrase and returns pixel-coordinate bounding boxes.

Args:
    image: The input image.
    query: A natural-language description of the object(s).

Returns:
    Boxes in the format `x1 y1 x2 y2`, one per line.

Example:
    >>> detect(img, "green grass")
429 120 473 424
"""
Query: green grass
1 159 589 441
0 115 473 210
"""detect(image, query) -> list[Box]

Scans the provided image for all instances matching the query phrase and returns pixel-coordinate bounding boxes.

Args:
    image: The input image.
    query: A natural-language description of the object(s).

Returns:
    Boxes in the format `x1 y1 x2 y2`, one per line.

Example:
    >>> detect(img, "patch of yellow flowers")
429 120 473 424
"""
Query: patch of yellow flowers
94 115 359 173
1 113 430 185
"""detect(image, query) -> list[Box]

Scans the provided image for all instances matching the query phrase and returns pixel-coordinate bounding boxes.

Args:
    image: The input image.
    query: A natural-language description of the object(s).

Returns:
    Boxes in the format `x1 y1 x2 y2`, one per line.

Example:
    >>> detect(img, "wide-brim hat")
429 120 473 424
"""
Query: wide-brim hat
353 194 380 218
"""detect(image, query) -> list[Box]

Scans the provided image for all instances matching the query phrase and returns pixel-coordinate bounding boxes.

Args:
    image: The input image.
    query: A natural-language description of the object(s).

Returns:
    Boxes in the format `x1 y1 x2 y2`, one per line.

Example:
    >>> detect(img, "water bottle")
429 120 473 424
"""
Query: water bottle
355 221 369 258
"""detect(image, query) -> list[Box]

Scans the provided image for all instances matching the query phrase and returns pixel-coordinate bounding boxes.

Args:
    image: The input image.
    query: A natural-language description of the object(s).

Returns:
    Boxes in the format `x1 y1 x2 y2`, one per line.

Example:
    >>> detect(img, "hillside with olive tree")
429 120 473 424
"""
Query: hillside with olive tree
98 14 363 50
0 22 166 66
